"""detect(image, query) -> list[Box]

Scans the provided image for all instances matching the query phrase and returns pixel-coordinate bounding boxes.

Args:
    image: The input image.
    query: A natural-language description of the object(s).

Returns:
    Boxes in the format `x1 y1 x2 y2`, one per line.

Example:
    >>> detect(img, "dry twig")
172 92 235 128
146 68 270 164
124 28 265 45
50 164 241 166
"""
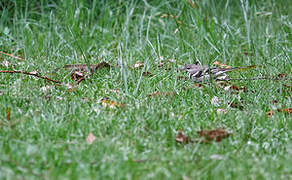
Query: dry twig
0 70 61 84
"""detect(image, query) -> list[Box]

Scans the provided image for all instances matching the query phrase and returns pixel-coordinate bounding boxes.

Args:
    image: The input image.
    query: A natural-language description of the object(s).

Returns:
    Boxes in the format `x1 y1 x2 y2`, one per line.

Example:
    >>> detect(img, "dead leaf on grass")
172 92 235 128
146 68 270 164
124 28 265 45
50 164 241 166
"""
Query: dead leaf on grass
196 128 231 143
187 0 197 8
277 73 288 78
6 107 10 121
267 108 292 117
278 108 292 114
217 108 228 114
243 52 254 56
224 85 248 94
193 83 203 88
213 60 232 69
228 102 244 110
142 71 153 77
100 98 125 108
133 62 144 69
266 110 274 117
71 71 84 81
65 83 77 92
175 130 193 144
86 132 96 145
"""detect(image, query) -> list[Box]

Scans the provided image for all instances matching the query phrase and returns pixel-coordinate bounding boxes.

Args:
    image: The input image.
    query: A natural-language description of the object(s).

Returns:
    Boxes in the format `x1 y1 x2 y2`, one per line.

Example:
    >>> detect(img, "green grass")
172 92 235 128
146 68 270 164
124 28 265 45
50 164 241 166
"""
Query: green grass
0 0 291 179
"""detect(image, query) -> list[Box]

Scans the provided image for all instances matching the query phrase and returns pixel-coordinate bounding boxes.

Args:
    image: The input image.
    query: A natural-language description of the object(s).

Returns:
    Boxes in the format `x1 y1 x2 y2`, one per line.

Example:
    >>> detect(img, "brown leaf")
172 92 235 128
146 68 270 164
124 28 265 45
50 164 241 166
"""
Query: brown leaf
197 128 231 143
100 98 125 108
86 132 96 144
193 83 203 88
266 110 274 117
6 107 10 121
213 61 232 69
228 102 244 110
65 83 77 92
267 108 292 117
187 0 197 8
133 62 144 69
217 108 228 114
243 52 254 56
71 71 84 81
160 14 168 18
142 71 153 77
176 130 193 144
278 108 292 114
224 85 247 94
277 73 288 78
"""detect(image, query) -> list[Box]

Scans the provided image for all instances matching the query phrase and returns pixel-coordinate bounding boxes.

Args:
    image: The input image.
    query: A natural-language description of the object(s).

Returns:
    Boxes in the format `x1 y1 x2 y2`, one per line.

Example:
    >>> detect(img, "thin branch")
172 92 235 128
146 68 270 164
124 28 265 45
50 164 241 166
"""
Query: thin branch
0 51 24 60
0 70 61 84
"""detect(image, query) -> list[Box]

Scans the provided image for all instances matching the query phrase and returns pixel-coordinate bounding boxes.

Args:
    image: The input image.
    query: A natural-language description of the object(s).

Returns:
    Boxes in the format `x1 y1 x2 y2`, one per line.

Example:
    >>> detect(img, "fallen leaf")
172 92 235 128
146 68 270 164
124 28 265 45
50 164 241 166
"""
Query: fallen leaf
6 107 10 121
160 14 168 18
187 0 197 8
100 98 124 108
243 52 254 56
278 108 292 114
228 102 244 110
86 132 96 144
266 110 274 117
193 83 203 88
224 85 247 94
65 83 77 92
277 73 288 78
217 108 228 114
133 62 144 69
176 130 193 144
177 76 187 80
142 71 153 77
196 128 231 143
71 71 84 81
267 108 292 117
213 61 232 69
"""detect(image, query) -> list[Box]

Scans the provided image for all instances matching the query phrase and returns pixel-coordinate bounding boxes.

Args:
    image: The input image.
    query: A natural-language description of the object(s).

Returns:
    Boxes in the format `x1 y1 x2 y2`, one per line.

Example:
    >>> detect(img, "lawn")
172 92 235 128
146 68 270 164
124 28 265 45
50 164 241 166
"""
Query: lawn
0 0 291 179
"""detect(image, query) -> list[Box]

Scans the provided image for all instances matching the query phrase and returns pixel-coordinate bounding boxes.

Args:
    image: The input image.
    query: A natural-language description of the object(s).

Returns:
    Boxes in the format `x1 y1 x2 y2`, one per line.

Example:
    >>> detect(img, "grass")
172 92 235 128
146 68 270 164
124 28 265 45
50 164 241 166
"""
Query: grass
0 0 291 179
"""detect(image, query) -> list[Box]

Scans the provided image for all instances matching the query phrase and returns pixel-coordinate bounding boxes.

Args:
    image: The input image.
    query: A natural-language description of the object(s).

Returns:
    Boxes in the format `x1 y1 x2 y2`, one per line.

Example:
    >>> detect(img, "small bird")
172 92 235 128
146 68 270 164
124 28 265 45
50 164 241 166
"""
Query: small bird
180 63 255 82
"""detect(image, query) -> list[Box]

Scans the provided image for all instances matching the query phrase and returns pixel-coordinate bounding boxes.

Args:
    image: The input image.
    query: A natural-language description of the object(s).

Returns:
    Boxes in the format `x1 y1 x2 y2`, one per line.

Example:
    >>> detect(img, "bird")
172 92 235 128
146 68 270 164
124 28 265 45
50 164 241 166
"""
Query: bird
180 62 256 82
